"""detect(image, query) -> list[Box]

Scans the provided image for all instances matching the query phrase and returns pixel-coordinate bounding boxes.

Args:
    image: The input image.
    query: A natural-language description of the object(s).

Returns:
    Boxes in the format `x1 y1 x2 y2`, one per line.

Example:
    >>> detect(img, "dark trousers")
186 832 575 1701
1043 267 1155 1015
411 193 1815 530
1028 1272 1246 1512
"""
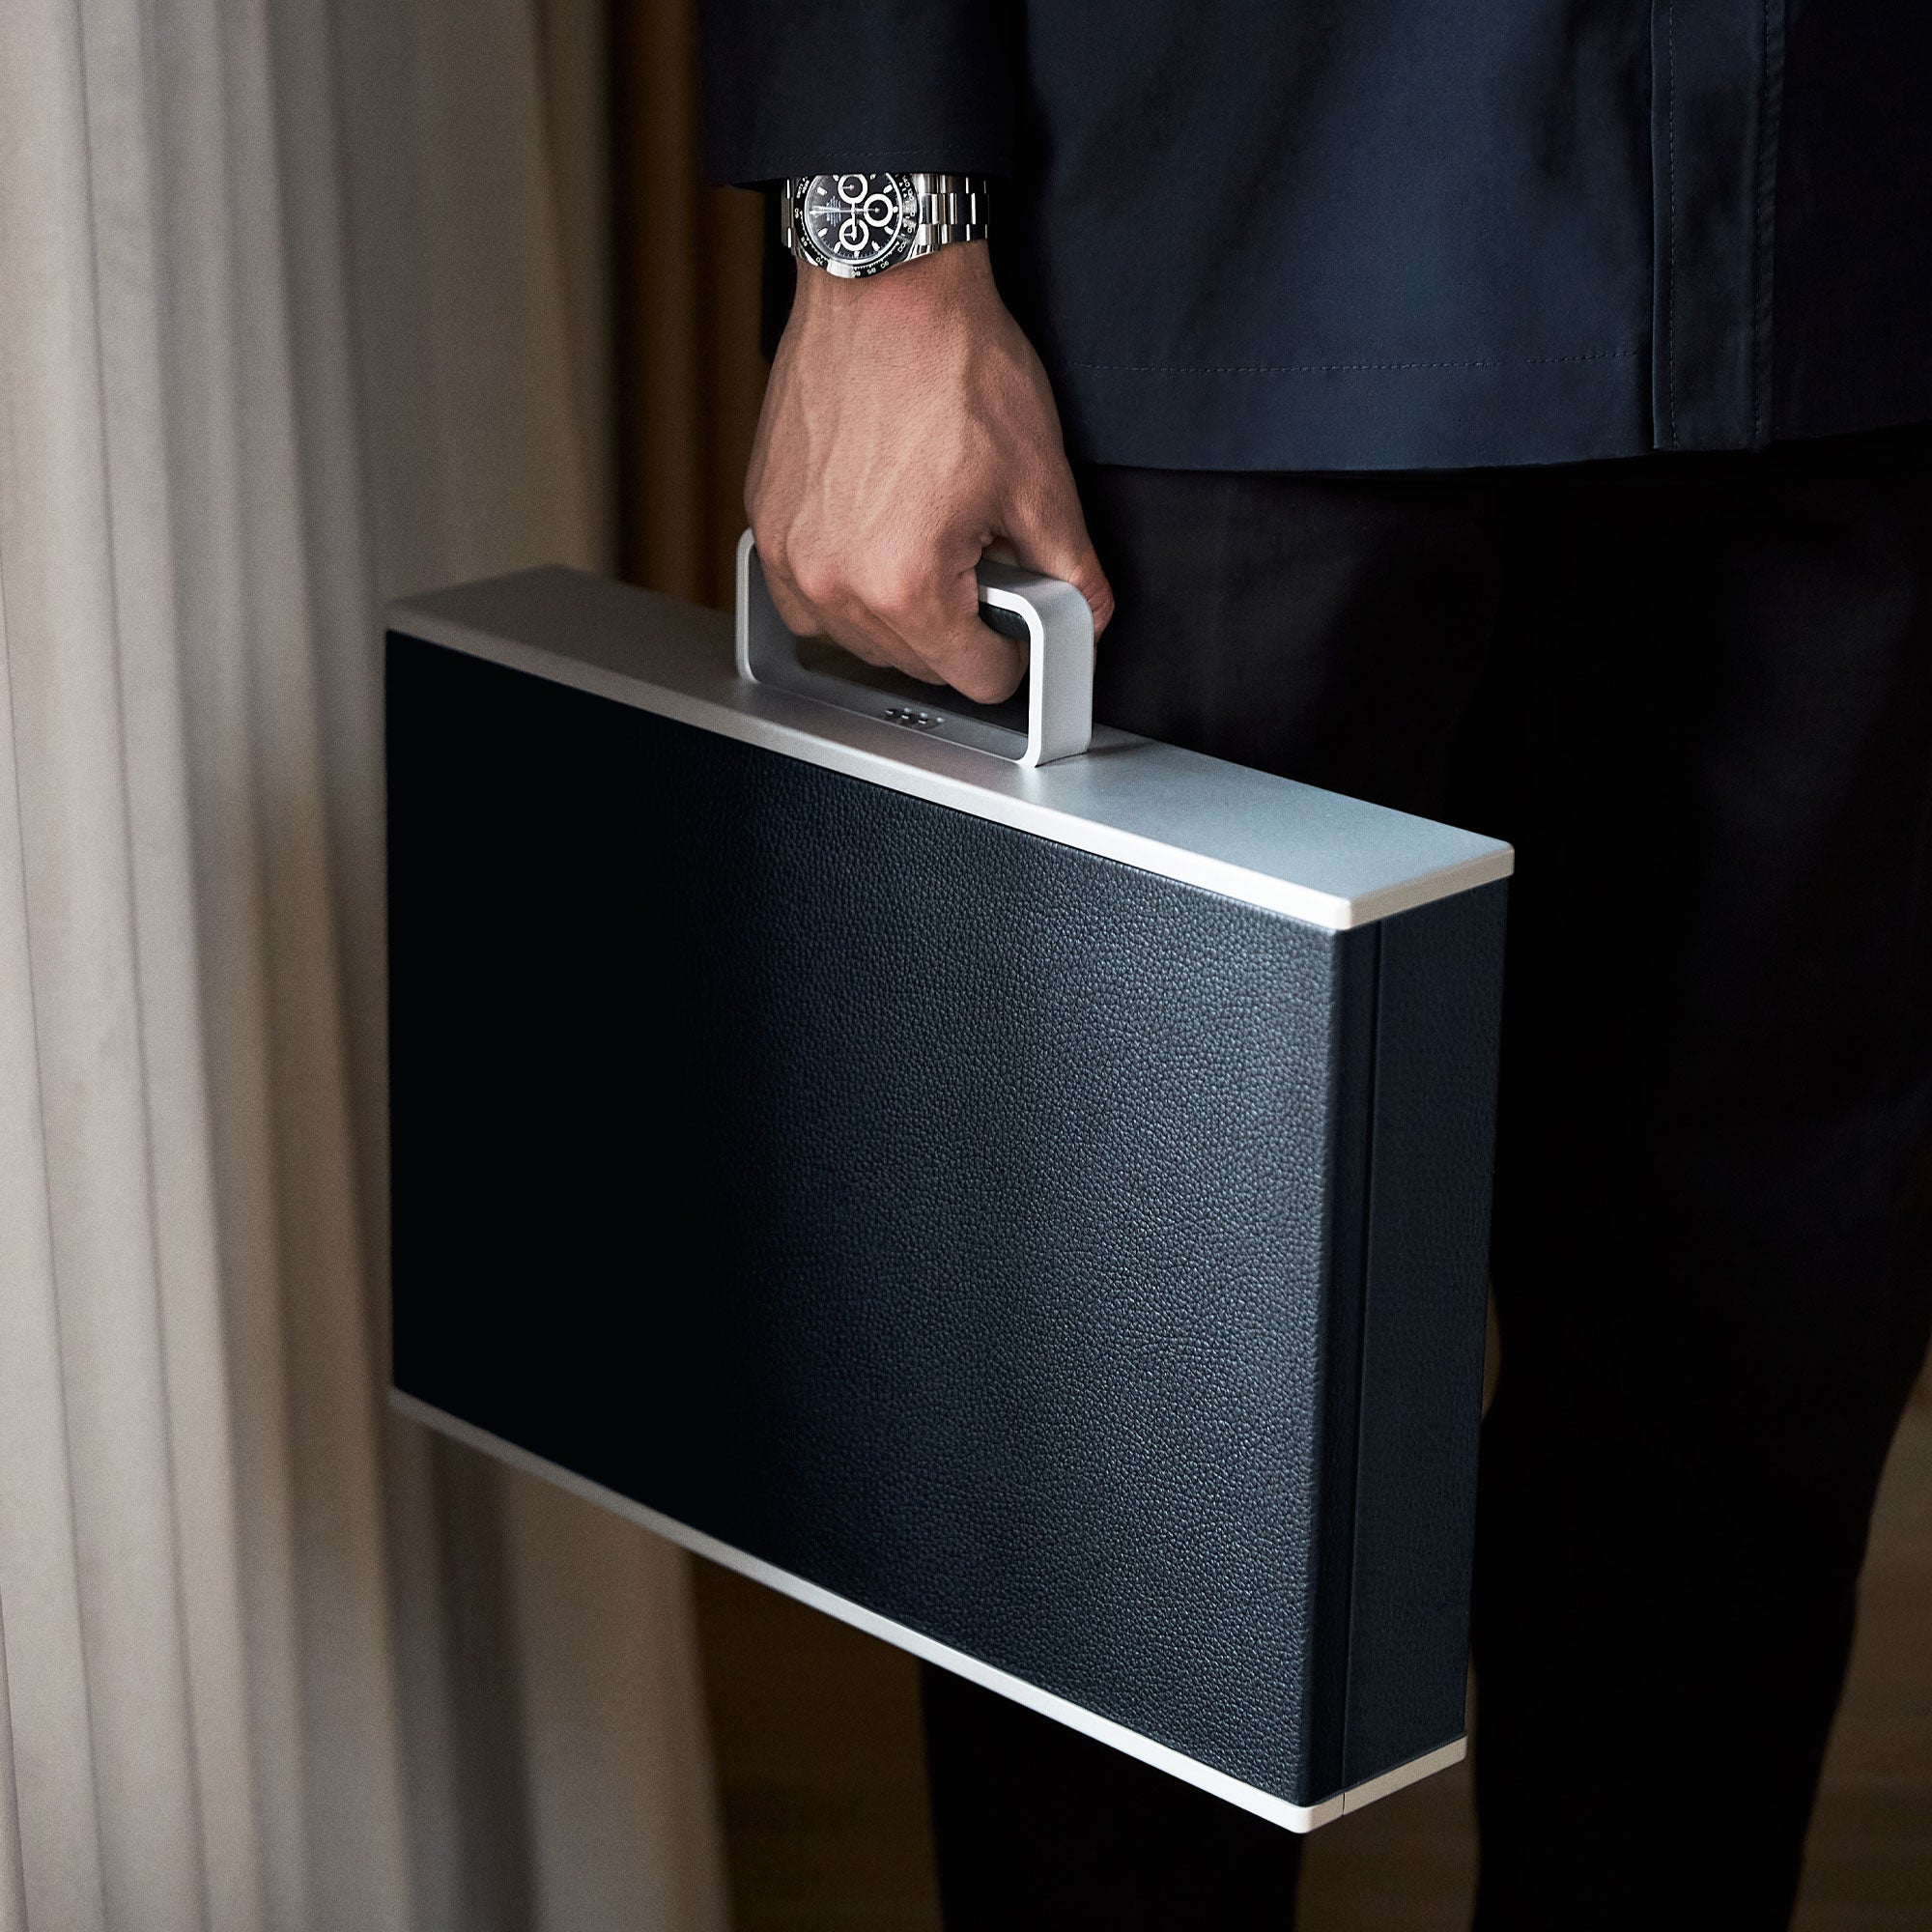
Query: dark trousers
922 427 1932 1931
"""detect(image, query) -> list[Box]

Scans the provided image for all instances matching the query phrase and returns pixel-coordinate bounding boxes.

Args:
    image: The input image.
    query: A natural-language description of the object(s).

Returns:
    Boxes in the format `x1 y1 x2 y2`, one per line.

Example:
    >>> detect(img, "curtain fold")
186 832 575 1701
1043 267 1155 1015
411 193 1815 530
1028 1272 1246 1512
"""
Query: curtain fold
0 0 731 1924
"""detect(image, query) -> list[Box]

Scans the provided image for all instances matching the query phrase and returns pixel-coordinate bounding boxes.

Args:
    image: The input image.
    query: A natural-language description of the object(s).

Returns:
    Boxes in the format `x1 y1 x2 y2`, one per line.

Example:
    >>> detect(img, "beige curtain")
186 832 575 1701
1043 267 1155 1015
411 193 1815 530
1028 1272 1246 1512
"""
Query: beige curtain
0 0 731 1924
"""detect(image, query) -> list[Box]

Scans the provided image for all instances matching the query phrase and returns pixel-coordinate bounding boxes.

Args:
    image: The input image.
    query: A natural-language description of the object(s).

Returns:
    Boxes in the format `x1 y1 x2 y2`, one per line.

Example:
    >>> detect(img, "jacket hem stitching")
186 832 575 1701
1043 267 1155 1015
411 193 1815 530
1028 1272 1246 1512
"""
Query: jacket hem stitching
1065 350 1641 377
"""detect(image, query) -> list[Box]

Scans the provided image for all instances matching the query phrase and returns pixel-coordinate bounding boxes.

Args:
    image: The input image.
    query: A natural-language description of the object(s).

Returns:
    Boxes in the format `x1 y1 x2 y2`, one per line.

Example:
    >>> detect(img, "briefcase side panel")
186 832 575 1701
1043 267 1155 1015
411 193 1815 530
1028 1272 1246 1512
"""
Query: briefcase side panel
1343 883 1508 1784
1302 922 1380 1804
386 634 1363 1806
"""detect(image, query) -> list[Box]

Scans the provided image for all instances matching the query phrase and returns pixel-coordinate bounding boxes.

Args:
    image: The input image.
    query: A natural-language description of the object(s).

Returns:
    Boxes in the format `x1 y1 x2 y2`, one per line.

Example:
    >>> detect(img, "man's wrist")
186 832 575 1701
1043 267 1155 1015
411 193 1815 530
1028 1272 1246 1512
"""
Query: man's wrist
792 238 994 319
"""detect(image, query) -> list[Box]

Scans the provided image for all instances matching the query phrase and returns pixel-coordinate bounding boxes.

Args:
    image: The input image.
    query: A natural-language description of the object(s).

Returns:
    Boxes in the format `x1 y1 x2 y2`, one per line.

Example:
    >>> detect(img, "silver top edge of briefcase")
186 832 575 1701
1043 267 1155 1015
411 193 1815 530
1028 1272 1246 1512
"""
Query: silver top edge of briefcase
387 554 1511 932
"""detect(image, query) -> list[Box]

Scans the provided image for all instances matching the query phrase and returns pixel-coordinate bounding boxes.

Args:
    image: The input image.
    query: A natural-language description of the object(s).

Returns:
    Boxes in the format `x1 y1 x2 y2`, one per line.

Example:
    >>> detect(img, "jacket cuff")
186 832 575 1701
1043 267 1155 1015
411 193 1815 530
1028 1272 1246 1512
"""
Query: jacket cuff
700 0 1016 185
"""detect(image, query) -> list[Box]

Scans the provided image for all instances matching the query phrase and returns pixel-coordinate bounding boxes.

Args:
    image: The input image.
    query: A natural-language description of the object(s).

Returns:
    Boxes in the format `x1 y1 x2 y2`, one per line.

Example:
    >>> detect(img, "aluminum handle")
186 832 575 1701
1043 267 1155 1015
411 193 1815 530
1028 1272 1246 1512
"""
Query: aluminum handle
734 529 1094 768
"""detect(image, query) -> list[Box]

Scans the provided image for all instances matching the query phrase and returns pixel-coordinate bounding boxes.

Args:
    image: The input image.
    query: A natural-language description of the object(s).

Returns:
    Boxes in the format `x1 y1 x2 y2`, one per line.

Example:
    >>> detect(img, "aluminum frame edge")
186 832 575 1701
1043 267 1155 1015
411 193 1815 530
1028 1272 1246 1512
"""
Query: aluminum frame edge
387 583 1511 932
388 1386 1466 1833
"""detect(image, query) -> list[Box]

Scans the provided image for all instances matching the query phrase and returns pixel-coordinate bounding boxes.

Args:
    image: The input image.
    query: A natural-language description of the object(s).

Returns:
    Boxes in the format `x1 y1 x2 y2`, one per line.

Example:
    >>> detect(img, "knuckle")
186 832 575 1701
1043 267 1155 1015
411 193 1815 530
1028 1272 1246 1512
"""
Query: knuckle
749 513 788 572
788 553 844 611
862 559 928 625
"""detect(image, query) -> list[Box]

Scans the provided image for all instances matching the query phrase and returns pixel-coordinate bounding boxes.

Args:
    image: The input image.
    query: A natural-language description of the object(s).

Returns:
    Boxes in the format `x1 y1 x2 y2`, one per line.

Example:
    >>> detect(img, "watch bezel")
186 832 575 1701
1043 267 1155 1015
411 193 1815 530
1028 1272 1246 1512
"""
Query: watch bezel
791 172 920 279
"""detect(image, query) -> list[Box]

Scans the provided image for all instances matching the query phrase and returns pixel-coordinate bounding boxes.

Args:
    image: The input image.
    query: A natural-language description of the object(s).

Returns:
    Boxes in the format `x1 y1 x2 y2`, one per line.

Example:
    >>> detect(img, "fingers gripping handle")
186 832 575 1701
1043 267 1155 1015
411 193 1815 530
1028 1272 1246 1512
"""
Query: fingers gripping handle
734 530 1094 768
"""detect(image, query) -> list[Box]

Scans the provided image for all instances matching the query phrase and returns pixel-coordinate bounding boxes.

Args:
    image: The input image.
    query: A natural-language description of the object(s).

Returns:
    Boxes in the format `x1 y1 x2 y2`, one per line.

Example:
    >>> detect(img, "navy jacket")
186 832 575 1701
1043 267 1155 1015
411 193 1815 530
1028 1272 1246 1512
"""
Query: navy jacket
702 3 1932 471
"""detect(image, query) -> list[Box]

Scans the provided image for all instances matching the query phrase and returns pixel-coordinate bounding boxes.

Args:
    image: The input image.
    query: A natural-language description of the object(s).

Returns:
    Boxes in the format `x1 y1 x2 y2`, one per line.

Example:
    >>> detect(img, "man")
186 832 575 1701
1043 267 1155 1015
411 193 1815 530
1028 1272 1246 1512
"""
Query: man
699 6 1932 1925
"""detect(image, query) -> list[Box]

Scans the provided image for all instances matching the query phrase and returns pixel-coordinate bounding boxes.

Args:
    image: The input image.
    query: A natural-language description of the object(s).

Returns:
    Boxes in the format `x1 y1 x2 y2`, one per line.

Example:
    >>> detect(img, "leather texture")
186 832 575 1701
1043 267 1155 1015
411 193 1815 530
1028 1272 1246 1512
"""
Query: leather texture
386 632 1504 1807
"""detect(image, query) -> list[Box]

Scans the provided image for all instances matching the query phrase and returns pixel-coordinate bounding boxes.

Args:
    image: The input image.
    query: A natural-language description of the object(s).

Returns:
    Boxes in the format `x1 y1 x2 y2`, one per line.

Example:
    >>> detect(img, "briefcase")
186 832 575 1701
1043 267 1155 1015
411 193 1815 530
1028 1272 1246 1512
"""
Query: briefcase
385 537 1511 1830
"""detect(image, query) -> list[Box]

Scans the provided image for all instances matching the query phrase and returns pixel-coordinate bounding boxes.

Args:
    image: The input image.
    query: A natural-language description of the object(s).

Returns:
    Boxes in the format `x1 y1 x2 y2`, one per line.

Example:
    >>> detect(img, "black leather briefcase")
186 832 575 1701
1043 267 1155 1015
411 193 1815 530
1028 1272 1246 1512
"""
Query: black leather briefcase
385 541 1511 1830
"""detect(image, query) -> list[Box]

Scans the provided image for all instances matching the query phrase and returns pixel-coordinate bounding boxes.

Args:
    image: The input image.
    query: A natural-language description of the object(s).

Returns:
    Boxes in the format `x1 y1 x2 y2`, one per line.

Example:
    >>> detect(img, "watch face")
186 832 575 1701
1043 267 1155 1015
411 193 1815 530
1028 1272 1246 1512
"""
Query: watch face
800 173 912 271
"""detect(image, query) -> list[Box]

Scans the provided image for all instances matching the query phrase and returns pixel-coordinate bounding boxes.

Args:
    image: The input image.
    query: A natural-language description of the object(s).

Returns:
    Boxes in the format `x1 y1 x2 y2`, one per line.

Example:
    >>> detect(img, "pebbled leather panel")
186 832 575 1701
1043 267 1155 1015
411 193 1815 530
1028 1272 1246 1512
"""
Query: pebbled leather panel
1342 883 1506 1783
386 632 1497 1807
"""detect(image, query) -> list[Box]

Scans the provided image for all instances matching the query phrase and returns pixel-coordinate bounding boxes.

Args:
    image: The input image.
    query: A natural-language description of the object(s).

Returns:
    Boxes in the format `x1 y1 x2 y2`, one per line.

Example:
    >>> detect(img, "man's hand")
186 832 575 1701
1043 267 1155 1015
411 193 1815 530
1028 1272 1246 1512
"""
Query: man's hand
747 242 1113 704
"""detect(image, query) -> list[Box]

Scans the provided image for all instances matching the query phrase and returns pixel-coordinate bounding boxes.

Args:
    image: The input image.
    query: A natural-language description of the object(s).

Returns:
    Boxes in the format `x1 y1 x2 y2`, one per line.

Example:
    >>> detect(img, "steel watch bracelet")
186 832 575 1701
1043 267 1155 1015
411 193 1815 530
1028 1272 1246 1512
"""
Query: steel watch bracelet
782 172 991 268
907 173 990 252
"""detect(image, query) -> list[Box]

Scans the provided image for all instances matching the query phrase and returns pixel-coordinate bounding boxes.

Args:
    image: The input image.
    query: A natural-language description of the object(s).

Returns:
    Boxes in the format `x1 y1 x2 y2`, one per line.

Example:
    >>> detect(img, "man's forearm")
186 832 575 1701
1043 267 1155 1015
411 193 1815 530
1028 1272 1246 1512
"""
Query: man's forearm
747 240 1111 701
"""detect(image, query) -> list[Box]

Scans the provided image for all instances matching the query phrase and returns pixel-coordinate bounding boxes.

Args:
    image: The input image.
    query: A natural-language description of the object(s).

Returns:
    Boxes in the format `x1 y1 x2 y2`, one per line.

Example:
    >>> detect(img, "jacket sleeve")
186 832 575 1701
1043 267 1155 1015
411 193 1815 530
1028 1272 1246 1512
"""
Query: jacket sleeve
700 0 1019 185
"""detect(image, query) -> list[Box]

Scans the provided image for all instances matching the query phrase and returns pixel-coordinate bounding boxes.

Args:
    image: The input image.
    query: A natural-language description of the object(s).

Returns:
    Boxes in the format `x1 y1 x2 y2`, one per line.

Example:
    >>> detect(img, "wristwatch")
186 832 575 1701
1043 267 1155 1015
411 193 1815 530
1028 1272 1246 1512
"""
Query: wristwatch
781 172 990 280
